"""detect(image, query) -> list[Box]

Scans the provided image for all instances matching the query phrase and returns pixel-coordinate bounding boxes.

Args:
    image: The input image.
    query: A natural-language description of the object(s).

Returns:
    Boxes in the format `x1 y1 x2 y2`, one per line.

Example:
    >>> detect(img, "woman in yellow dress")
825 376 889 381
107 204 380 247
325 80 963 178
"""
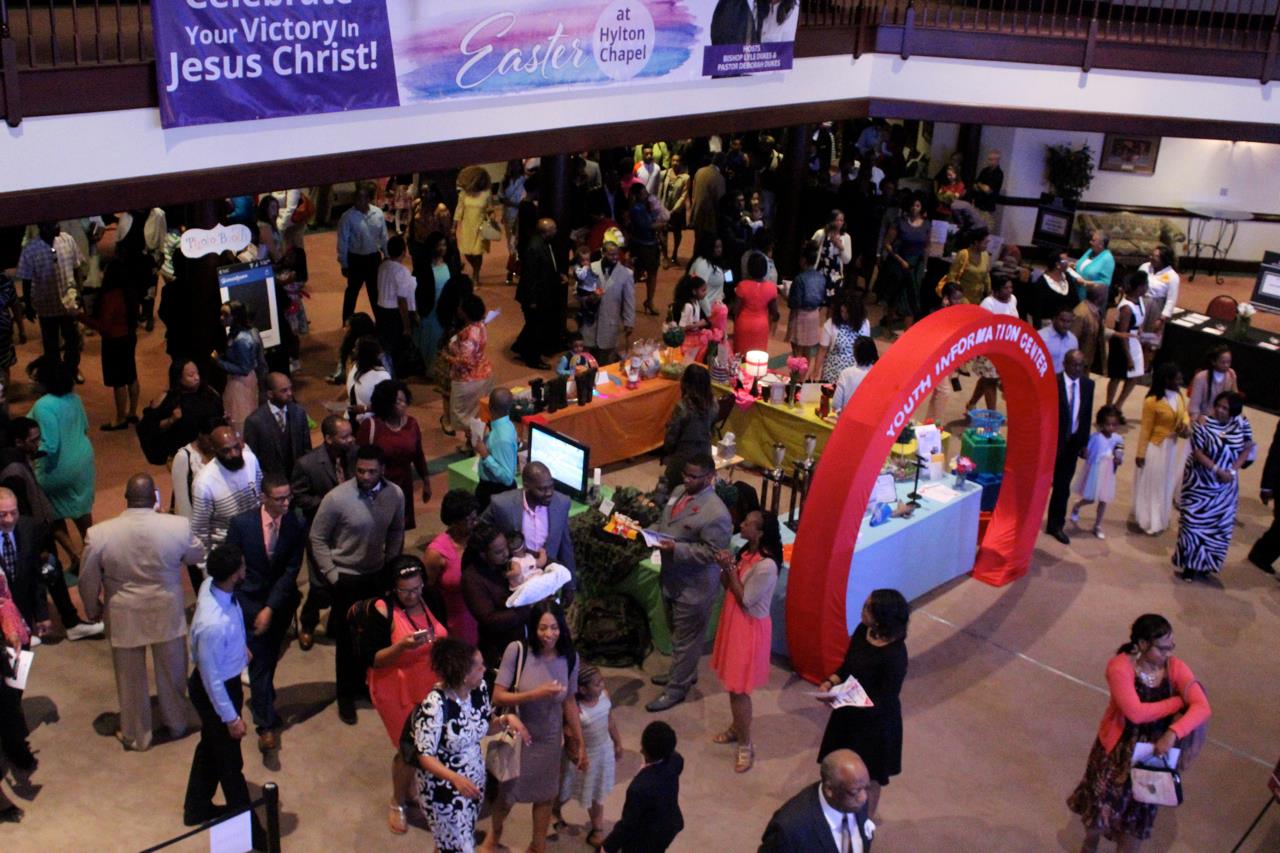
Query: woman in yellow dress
454 166 497 284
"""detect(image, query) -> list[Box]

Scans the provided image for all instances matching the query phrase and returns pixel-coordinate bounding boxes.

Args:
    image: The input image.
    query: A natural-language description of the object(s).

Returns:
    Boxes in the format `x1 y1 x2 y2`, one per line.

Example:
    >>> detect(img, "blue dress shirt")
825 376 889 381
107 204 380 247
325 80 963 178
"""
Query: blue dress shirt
190 577 248 723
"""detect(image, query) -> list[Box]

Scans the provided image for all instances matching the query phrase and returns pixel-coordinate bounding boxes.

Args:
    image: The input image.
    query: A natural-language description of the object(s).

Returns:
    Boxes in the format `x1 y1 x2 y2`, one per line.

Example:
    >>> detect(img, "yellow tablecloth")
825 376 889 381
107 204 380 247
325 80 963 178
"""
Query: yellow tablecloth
716 384 835 469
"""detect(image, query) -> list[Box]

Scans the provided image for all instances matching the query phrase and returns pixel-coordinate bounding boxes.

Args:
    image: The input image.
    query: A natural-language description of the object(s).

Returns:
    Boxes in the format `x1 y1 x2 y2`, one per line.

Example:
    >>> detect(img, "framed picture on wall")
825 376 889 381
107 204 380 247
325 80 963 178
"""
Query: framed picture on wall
1099 133 1161 174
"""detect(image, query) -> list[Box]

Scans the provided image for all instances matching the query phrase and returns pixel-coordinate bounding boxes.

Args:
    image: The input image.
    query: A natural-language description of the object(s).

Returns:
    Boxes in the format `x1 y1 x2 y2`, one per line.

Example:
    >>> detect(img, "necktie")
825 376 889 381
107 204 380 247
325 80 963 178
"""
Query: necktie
334 455 346 483
1 532 14 582
1067 381 1077 431
266 519 278 558
840 815 853 853
275 409 286 433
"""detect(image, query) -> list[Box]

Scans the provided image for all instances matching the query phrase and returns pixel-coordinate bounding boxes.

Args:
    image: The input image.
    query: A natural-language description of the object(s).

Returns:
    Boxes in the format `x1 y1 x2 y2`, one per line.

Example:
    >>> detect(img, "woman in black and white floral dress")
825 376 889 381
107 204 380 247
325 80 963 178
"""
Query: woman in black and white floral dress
411 639 529 853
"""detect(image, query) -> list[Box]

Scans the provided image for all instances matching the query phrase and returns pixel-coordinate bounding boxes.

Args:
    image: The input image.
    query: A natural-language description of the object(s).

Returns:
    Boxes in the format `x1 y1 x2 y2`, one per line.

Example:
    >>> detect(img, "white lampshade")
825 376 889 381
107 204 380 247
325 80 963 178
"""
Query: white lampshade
742 350 770 379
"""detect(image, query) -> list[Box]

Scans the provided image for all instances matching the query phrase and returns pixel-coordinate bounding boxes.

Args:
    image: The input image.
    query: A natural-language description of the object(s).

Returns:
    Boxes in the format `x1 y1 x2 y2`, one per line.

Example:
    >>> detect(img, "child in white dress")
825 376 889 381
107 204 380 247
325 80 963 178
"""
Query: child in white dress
1071 405 1125 539
555 666 622 848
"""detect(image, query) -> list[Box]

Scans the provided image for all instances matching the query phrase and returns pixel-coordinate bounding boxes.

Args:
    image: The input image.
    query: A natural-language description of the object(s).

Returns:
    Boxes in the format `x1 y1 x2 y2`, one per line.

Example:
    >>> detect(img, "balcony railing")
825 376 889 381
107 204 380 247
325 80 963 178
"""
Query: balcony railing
3 1 1279 125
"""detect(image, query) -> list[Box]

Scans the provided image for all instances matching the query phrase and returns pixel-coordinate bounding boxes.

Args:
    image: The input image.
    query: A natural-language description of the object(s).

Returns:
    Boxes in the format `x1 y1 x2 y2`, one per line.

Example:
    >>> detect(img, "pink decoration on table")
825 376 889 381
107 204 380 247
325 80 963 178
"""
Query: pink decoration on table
951 455 977 476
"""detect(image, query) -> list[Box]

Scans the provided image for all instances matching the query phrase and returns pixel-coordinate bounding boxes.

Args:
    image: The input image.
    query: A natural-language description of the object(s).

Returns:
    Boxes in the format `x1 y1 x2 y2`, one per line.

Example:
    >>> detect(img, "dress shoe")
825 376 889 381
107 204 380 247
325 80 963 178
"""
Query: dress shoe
1247 552 1277 575
1047 529 1070 545
645 692 685 713
258 730 279 753
298 630 314 651
66 621 105 641
0 804 24 823
522 356 551 370
337 699 358 725
649 673 670 686
1180 568 1196 583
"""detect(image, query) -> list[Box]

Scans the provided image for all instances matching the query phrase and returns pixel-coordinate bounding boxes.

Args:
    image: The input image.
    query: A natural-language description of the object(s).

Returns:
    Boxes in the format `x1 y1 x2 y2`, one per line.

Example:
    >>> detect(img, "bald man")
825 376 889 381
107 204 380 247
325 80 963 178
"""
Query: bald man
80 474 204 750
475 387 518 509
242 372 312 480
760 749 875 852
513 217 564 368
480 461 576 599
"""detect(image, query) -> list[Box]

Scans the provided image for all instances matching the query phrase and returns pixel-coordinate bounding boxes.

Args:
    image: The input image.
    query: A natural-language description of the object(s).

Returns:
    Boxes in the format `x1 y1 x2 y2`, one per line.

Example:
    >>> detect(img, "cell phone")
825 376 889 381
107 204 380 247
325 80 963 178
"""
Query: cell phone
723 271 734 284
412 630 431 642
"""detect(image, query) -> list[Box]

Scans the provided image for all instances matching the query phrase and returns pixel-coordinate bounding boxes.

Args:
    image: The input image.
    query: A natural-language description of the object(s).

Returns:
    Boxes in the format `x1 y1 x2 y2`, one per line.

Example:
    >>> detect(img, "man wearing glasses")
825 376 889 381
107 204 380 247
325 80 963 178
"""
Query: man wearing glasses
226 475 306 756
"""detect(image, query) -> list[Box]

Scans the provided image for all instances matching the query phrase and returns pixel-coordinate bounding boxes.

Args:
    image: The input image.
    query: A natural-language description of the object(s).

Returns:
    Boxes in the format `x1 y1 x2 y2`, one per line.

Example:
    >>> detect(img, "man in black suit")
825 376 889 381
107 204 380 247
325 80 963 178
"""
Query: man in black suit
602 721 684 852
0 486 100 642
225 474 305 756
760 749 875 852
1046 349 1094 544
243 372 312 481
479 461 577 601
513 217 562 369
290 415 355 649
1248 426 1280 574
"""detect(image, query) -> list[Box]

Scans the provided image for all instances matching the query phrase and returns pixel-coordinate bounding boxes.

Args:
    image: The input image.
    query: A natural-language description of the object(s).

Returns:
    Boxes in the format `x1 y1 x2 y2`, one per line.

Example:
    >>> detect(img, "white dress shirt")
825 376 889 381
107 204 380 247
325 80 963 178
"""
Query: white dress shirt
818 786 865 853
1064 375 1082 432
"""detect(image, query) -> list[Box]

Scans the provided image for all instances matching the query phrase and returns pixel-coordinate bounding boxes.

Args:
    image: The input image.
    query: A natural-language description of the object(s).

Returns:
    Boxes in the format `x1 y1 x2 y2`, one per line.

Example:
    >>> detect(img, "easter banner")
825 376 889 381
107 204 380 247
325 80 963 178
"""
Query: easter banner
153 0 798 128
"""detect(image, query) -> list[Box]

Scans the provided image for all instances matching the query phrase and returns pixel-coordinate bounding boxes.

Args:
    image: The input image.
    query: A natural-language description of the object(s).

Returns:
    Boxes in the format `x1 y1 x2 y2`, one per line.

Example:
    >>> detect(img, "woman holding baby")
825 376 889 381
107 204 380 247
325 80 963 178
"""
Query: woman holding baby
816 588 910 821
460 522 533 668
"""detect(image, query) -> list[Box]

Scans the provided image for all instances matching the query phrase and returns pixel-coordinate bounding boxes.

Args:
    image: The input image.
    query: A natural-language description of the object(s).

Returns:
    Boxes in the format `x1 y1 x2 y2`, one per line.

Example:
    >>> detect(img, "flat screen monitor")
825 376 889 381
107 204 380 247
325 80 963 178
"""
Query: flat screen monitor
1032 203 1075 252
1250 262 1280 313
528 424 590 501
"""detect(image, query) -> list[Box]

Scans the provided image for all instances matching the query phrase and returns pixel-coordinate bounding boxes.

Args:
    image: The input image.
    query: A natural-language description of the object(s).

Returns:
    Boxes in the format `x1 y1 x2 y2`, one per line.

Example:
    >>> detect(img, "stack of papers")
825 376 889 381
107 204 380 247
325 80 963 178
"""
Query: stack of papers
810 675 874 709
919 483 960 503
4 647 33 689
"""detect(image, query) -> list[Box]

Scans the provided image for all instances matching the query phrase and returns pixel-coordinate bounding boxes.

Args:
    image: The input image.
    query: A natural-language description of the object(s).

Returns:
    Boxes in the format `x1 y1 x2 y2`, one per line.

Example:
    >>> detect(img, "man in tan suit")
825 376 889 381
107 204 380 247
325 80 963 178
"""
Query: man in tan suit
80 473 204 751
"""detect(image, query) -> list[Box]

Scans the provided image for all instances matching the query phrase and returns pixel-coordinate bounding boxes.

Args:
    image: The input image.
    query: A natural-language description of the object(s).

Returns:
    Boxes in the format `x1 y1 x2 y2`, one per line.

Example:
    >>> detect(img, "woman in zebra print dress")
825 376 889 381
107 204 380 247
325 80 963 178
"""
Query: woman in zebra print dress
1174 391 1253 582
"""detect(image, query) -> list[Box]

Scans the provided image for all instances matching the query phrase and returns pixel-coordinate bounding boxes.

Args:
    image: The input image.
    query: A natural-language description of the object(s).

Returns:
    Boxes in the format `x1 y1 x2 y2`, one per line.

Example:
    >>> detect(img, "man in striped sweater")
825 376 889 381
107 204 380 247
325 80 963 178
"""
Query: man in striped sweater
191 426 263 563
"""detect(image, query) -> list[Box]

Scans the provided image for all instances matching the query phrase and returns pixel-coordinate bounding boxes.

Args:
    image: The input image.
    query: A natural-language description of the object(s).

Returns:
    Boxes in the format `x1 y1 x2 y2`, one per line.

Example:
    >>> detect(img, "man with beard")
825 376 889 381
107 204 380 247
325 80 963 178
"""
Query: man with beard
191 426 263 561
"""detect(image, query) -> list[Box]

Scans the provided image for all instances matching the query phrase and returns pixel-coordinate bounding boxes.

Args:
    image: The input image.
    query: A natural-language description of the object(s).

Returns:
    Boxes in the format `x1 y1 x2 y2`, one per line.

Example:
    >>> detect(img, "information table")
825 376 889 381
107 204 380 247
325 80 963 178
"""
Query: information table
1154 309 1280 413
634 479 982 656
485 366 681 468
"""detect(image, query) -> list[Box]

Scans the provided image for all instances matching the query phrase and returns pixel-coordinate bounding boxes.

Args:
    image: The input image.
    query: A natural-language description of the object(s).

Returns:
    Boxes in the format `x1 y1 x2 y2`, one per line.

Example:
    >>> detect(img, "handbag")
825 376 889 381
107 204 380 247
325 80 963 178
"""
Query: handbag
479 217 503 242
1131 754 1183 806
291 194 315 224
484 642 526 783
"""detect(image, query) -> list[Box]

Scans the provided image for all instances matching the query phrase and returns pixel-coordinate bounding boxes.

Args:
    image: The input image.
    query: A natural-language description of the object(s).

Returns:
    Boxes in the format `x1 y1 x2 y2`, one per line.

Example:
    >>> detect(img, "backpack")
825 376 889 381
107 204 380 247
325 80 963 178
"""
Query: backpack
572 594 652 668
136 404 175 465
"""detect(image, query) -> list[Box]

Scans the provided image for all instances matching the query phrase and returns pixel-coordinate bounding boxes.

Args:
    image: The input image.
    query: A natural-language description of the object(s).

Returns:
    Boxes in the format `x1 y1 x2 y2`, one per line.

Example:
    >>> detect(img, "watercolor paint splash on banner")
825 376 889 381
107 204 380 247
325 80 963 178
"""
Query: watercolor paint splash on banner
388 0 702 102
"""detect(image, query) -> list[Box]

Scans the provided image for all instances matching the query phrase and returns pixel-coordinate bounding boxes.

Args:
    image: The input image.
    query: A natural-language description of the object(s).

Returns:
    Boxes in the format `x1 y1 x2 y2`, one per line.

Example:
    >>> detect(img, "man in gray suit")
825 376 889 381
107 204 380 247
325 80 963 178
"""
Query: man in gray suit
79 473 205 751
480 461 577 601
243 372 312 480
646 453 732 712
580 239 635 366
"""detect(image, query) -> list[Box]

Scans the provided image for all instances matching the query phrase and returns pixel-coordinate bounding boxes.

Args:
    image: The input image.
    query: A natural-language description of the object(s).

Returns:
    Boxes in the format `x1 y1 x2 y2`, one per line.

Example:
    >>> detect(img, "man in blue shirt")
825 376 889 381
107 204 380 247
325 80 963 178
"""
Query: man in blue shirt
336 184 388 323
474 388 518 510
183 543 264 846
1037 307 1080 374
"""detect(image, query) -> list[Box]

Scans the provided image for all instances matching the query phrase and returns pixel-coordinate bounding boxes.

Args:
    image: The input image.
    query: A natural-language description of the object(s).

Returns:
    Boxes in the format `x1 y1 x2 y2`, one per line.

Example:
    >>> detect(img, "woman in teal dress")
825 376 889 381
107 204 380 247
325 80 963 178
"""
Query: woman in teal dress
30 358 96 567
413 232 453 377
1073 229 1116 303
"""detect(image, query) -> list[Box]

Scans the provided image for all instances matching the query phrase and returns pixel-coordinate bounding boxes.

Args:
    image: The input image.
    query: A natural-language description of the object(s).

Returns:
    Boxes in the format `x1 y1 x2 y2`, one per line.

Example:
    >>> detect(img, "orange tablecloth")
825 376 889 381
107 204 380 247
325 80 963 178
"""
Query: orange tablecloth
486 368 682 468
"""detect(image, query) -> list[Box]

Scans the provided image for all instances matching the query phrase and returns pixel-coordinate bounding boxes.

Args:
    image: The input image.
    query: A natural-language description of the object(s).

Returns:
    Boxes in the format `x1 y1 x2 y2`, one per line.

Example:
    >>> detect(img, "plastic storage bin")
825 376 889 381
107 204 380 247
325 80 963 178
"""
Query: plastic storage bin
961 429 1007 475
973 471 1003 512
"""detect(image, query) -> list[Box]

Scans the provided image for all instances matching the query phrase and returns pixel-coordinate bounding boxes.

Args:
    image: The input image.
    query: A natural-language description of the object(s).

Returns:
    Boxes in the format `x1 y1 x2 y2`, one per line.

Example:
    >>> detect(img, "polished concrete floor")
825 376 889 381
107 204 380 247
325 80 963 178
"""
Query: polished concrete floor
2 231 1278 852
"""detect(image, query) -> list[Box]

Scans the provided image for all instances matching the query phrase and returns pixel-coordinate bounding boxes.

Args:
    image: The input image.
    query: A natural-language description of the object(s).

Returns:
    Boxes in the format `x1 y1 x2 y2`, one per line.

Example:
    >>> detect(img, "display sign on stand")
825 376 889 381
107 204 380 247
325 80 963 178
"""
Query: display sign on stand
217 259 282 350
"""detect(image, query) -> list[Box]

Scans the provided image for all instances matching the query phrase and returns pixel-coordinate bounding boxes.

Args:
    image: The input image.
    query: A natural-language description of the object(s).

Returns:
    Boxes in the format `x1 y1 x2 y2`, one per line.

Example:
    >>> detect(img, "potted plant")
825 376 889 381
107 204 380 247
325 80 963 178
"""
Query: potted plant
1044 143 1095 204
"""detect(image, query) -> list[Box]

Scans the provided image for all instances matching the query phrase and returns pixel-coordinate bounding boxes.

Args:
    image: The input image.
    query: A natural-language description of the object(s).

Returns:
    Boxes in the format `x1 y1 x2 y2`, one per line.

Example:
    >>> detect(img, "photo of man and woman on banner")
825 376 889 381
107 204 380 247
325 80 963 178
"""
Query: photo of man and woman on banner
152 0 799 128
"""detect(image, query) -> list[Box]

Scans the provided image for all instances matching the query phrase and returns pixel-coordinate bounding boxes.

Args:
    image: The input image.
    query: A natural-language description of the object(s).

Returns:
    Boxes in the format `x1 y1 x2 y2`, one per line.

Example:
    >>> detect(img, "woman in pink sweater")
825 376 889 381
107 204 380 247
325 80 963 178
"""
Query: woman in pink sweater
1067 614 1210 852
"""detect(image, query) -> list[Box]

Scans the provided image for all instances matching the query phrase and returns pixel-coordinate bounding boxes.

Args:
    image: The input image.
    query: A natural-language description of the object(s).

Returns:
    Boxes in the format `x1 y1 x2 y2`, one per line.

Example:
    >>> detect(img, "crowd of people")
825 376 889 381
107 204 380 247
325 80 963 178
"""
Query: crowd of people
0 120 1266 849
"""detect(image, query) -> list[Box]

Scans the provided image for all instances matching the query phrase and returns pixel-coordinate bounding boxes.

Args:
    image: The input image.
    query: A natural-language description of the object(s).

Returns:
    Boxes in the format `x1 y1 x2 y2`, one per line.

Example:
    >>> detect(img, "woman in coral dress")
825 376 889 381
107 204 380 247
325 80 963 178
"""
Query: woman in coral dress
731 253 779 355
367 556 448 834
424 489 480 646
710 510 781 774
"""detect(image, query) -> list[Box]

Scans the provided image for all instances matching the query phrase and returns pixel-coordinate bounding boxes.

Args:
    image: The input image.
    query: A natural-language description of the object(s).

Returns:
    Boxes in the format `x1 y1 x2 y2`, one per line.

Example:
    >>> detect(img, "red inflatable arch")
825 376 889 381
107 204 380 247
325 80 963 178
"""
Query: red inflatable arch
786 305 1060 683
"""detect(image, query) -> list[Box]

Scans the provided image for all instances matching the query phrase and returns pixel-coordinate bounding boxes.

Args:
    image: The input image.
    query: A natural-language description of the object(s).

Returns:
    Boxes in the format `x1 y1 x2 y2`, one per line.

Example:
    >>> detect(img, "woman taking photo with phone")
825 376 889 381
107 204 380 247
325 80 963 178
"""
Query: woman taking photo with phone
364 555 449 834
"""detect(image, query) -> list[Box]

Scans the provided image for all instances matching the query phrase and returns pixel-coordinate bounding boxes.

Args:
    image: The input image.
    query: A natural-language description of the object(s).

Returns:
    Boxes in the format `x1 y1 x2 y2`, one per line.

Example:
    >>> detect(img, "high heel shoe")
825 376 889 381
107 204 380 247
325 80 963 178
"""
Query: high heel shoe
642 302 659 316
734 744 755 773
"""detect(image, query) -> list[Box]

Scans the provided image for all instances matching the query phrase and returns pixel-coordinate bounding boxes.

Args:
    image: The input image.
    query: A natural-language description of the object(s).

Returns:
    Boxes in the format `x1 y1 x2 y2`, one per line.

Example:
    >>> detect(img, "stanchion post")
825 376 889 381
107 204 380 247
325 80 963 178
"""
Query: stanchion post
264 782 281 853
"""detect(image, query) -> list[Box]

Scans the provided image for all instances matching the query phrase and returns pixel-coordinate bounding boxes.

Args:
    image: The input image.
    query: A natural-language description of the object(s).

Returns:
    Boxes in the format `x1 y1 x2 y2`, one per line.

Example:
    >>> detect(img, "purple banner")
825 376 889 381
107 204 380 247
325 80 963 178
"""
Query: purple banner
153 0 398 128
702 41 794 77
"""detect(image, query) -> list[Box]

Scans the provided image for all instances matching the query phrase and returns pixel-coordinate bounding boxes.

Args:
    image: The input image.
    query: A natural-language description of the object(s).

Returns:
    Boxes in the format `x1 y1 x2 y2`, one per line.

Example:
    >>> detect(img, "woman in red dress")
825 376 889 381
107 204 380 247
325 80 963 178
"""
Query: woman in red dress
356 379 431 529
731 252 779 356
366 556 448 834
710 509 782 773
423 489 480 646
